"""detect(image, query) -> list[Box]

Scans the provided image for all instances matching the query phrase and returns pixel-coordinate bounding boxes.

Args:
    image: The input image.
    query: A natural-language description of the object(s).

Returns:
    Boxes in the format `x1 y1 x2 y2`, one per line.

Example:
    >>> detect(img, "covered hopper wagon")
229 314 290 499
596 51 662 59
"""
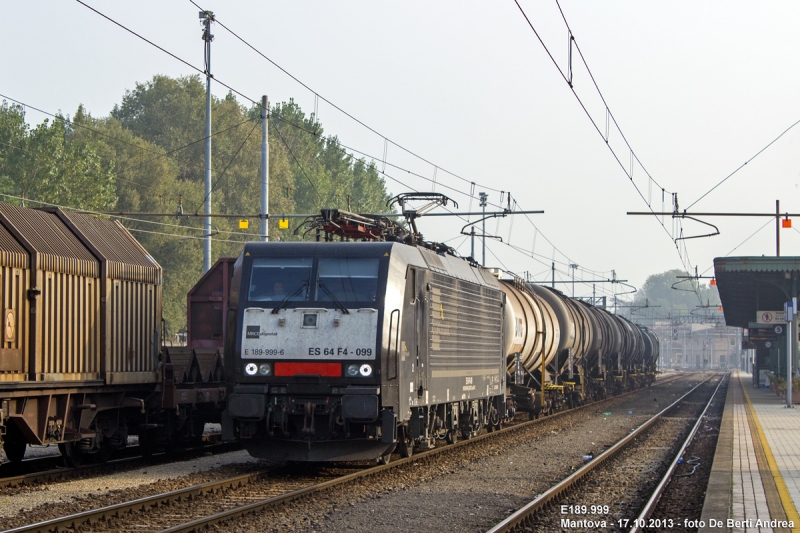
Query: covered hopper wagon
0 203 225 465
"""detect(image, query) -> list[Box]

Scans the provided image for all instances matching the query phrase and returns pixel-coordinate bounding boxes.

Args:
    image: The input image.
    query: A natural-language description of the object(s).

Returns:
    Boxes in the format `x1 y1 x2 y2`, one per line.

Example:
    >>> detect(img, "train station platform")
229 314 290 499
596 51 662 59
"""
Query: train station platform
700 371 800 533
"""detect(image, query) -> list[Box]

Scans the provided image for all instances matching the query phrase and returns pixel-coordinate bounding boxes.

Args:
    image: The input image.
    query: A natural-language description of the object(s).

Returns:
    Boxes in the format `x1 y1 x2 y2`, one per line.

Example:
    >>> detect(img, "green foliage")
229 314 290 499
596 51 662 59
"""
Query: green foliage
766 373 800 396
0 102 117 211
0 76 395 334
633 269 720 315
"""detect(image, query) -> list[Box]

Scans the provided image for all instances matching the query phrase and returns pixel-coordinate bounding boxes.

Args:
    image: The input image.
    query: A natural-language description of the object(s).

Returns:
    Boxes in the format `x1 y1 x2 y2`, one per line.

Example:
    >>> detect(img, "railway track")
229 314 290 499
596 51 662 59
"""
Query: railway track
2 373 692 533
0 434 234 491
485 373 726 532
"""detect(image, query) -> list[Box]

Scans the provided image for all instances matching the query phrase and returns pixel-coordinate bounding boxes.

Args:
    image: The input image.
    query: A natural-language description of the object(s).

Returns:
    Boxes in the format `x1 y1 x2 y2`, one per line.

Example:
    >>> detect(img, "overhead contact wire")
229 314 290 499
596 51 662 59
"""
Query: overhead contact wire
188 0 505 196
75 0 624 283
686 118 800 210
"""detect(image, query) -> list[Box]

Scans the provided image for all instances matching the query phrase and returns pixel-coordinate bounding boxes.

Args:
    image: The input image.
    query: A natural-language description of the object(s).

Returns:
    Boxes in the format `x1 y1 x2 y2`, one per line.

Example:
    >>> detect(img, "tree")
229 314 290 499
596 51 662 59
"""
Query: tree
0 102 117 211
1 76 396 333
633 269 720 315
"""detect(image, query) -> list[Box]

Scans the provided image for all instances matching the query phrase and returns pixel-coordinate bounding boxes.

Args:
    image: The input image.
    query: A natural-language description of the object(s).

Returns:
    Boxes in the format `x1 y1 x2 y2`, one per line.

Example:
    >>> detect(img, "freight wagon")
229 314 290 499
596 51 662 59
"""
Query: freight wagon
0 203 225 465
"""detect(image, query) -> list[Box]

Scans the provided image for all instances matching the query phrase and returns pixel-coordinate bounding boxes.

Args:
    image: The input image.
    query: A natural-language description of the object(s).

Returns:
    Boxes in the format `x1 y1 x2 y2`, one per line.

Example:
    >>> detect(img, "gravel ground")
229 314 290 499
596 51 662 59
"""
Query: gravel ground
0 449 261 522
0 423 222 463
220 375 712 533
519 376 723 533
0 444 61 463
0 374 711 532
645 377 727 532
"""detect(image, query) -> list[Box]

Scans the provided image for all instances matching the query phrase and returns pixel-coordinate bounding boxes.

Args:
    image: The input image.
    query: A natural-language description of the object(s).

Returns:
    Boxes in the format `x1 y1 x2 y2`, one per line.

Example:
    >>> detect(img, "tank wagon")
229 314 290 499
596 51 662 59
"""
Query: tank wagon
0 204 225 465
221 205 659 463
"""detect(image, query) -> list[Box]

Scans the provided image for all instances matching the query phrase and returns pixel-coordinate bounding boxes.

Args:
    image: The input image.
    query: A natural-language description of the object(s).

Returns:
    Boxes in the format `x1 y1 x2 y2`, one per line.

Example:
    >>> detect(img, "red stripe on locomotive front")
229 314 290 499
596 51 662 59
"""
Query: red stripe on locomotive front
274 362 342 377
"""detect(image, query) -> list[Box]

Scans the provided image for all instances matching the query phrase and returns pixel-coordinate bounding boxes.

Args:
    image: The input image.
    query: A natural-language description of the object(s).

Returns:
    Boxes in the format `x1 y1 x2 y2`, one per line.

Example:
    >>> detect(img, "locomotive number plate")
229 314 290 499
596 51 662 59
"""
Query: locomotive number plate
241 307 378 360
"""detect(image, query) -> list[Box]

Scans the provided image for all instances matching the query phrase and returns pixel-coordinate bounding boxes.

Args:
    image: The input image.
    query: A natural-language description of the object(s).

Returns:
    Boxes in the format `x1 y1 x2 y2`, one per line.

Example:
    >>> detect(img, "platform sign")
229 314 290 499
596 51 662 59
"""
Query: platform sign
749 326 779 337
756 310 785 323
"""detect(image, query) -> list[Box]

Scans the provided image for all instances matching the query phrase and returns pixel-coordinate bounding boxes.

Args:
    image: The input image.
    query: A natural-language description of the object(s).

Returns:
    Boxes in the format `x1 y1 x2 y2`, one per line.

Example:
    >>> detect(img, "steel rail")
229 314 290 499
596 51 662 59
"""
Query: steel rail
2 471 274 533
2 373 688 533
153 374 690 533
628 373 728 533
485 375 716 533
0 435 231 490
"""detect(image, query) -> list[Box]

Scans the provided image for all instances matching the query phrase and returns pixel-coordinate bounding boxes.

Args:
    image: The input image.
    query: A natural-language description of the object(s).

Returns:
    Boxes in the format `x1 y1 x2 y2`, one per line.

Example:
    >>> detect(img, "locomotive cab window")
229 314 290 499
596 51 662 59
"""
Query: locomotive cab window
316 258 380 302
248 258 312 302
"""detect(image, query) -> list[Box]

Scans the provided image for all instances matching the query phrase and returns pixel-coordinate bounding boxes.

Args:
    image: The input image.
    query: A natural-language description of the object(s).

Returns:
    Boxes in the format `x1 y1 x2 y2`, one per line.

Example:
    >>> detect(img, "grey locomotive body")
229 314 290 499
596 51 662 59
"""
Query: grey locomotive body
223 241 507 462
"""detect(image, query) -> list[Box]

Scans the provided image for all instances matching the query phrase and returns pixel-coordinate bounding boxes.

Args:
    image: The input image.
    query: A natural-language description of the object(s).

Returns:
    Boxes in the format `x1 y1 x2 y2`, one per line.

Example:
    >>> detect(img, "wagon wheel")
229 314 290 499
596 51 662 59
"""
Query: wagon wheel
193 417 207 440
377 453 391 465
488 408 501 432
138 428 162 458
2 439 26 462
445 429 458 445
97 444 113 464
397 427 414 458
59 442 85 467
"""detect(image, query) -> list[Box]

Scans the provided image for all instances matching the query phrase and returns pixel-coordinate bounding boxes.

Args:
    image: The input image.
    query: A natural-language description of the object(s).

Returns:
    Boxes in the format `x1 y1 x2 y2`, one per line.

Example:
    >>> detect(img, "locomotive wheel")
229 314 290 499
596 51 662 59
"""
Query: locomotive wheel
59 442 85 467
2 439 27 462
377 453 391 465
445 430 458 445
398 428 414 458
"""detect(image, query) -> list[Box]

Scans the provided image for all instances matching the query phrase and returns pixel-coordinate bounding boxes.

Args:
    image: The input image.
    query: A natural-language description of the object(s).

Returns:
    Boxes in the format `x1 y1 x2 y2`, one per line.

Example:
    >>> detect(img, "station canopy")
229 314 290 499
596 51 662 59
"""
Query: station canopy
713 256 800 328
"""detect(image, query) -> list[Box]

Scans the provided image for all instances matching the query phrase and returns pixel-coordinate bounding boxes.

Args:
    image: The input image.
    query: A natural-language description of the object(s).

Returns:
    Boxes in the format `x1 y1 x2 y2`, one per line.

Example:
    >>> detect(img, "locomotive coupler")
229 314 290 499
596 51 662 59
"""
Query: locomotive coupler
265 407 274 437
302 401 316 436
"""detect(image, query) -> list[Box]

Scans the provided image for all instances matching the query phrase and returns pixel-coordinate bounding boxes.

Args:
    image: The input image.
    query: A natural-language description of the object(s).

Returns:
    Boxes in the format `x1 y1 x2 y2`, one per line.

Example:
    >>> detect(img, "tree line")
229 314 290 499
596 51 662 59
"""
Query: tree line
0 75 394 334
631 269 720 318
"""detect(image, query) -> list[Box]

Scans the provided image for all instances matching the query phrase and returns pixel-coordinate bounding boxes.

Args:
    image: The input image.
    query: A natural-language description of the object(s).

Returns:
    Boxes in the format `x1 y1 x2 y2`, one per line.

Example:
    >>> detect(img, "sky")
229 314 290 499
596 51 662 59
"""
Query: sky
4 1 800 304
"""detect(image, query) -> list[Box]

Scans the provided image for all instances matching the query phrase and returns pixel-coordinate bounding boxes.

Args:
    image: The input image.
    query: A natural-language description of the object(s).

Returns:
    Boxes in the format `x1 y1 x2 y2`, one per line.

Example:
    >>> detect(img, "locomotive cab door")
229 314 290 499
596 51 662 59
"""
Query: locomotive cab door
415 268 429 404
400 267 429 414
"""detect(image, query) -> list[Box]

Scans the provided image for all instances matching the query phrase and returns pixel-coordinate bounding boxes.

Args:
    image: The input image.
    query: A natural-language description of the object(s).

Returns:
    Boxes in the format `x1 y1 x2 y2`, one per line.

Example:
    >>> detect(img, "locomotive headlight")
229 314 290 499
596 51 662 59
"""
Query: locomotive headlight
359 364 372 377
245 363 258 375
259 363 271 376
346 364 359 377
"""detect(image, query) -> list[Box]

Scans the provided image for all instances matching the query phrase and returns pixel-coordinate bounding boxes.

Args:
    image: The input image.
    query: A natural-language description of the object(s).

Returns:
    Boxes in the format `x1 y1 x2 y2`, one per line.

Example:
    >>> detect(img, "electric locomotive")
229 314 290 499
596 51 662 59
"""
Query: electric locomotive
221 198 659 463
222 239 507 462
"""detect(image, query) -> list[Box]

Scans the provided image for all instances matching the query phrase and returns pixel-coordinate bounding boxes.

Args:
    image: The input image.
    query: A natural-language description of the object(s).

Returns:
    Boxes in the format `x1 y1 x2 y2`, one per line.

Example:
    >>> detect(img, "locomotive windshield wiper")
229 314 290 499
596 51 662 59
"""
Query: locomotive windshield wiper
317 280 350 314
271 280 309 314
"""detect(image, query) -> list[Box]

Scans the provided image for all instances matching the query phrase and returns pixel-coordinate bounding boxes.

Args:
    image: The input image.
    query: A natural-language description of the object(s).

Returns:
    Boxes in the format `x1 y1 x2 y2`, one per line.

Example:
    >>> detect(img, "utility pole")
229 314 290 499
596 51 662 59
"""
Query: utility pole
776 199 780 257
479 192 488 266
551 262 555 288
201 10 214 272
569 263 578 297
470 226 475 260
260 95 269 242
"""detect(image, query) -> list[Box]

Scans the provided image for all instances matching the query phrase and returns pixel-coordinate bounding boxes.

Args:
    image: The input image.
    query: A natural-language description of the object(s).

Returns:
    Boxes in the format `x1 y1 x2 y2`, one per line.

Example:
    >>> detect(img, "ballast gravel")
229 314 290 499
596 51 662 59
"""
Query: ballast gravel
0 374 713 533
0 449 260 521
226 374 711 533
